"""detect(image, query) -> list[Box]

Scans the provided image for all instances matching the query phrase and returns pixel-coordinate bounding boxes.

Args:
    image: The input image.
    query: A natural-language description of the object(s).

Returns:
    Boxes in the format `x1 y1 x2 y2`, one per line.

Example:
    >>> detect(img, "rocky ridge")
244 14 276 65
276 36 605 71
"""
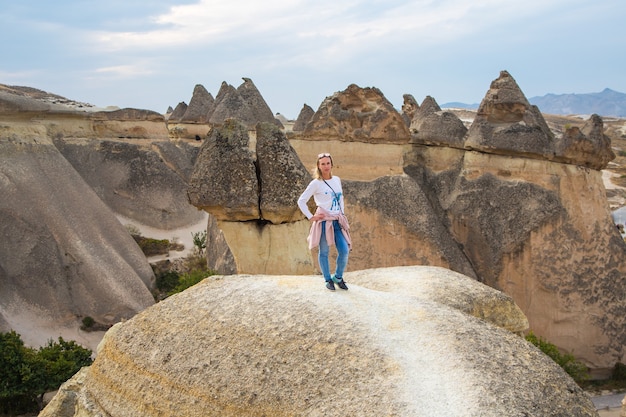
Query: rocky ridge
167 78 282 140
300 84 409 143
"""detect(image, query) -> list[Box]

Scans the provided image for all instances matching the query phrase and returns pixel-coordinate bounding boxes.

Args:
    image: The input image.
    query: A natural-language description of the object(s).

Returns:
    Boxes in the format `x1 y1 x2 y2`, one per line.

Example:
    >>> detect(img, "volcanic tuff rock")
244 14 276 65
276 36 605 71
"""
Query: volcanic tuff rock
208 78 282 128
0 133 155 348
168 101 187 121
1 85 167 140
465 70 616 169
556 113 616 168
188 120 310 223
40 266 598 417
0 84 95 112
205 214 238 275
208 82 253 126
2 71 624 377
238 77 283 129
188 120 314 274
409 95 467 147
167 78 283 139
54 137 203 229
287 82 413 180
402 72 625 373
301 83 410 143
401 93 419 126
180 84 214 123
0 86 208 350
256 122 313 224
465 71 556 158
292 103 315 131
187 119 260 220
344 175 477 280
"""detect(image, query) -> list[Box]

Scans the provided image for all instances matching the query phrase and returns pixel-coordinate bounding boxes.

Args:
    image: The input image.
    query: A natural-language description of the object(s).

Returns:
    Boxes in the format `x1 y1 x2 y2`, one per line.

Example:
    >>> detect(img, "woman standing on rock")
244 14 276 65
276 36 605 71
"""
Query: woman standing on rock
298 153 351 291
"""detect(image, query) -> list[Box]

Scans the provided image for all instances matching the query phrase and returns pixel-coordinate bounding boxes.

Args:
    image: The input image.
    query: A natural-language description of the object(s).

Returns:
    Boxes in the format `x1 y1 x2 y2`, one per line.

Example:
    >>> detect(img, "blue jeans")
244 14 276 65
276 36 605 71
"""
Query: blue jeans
318 220 349 282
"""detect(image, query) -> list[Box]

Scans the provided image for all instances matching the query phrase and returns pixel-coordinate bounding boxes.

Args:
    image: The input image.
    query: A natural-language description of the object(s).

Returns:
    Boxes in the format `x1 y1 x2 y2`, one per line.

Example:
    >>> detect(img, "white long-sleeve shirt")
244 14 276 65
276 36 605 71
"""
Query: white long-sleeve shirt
297 176 344 219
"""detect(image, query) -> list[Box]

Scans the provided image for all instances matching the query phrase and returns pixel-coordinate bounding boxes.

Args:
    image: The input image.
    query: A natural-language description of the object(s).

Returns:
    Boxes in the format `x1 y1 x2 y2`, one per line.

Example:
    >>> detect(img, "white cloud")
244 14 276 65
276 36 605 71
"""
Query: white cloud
92 64 155 79
87 0 574 63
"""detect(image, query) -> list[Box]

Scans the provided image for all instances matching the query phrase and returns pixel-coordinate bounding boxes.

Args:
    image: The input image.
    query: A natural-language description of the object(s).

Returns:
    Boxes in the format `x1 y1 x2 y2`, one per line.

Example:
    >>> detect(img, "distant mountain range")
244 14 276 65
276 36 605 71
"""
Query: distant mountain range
442 88 626 117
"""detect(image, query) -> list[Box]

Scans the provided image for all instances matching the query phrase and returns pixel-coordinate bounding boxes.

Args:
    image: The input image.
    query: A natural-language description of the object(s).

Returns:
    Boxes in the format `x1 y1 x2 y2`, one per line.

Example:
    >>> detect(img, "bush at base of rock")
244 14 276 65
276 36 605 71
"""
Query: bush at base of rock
526 331 589 383
132 235 171 256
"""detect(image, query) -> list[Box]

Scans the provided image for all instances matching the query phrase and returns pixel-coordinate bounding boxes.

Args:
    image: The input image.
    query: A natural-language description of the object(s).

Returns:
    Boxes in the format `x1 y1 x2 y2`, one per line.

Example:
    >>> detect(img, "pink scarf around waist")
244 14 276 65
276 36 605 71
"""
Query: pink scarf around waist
307 206 352 250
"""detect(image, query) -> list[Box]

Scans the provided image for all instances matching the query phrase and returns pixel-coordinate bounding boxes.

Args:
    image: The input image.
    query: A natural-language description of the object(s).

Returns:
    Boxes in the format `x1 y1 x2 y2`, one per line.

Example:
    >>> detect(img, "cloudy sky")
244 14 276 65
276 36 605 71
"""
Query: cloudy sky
1 0 624 118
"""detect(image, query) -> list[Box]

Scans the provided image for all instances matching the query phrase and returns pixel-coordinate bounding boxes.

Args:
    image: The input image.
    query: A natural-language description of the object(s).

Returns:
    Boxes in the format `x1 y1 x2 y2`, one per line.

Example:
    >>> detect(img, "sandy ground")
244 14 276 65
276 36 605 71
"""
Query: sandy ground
116 212 209 262
603 169 620 190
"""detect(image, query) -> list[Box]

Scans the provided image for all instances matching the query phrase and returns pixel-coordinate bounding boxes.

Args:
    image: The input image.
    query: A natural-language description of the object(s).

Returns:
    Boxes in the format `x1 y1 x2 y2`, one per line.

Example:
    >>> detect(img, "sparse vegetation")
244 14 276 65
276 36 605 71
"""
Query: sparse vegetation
168 268 211 295
151 239 215 300
134 236 171 256
191 230 207 256
124 223 140 236
613 362 626 380
78 316 110 332
127 225 184 257
580 362 626 393
153 259 214 300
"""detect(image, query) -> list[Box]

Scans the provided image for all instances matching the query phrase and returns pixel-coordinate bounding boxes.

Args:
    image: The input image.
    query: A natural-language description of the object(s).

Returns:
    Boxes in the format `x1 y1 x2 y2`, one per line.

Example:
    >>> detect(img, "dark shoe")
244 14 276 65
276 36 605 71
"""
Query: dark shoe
336 279 348 290
326 281 336 291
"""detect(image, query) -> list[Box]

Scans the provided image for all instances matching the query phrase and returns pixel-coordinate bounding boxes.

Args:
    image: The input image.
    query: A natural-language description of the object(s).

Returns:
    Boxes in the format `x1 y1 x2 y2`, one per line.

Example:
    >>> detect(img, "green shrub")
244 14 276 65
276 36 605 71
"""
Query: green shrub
526 331 589 383
0 331 92 414
156 270 180 293
81 316 95 329
168 269 211 296
133 236 170 256
191 230 207 255
612 362 626 380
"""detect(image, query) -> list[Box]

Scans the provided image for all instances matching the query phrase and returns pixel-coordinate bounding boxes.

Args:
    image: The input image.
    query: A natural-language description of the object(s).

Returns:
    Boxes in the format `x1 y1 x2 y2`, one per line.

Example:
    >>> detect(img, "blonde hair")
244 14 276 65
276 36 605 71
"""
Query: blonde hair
314 153 333 179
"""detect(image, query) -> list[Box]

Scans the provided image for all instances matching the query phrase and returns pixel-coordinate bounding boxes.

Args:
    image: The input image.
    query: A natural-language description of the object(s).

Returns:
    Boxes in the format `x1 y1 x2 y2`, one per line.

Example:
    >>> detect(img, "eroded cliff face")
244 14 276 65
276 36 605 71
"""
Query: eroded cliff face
412 72 623 373
0 133 155 349
0 87 197 350
407 145 624 372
